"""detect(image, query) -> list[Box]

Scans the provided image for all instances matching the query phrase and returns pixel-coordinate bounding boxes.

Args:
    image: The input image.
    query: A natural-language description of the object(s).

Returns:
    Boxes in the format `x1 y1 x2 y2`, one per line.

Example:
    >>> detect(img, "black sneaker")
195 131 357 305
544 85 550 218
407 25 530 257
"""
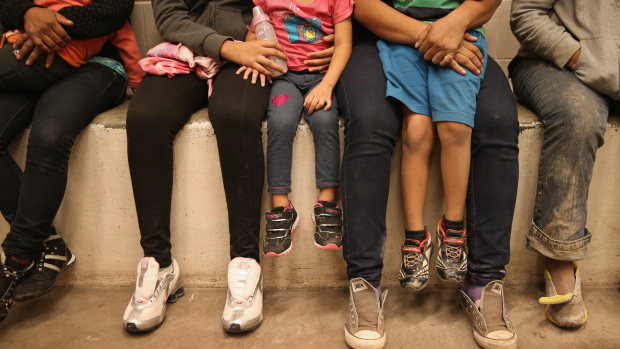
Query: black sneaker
435 216 467 282
399 227 433 291
312 200 343 250
13 235 76 302
264 202 299 257
1 253 34 324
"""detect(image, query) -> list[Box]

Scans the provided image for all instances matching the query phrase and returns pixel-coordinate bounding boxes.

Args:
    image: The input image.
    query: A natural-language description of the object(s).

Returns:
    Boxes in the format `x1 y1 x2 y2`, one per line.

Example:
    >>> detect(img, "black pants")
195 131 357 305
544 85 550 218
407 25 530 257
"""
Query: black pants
0 63 127 259
0 43 75 92
126 63 270 268
337 37 519 286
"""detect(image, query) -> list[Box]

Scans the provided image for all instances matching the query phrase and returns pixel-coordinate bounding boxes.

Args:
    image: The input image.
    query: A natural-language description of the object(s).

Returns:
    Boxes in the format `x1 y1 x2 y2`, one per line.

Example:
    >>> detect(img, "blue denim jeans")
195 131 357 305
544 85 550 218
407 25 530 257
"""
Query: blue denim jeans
266 71 340 194
509 57 619 261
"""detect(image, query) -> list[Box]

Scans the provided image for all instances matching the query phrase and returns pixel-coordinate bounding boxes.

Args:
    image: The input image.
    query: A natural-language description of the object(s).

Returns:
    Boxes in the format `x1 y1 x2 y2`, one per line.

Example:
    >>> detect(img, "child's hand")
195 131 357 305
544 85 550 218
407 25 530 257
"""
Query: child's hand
236 66 272 87
304 83 333 115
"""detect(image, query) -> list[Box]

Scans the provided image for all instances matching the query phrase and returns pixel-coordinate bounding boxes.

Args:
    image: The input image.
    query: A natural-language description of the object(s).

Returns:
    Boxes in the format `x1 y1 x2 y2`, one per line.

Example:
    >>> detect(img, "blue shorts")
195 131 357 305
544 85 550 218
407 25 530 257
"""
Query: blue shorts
377 30 487 128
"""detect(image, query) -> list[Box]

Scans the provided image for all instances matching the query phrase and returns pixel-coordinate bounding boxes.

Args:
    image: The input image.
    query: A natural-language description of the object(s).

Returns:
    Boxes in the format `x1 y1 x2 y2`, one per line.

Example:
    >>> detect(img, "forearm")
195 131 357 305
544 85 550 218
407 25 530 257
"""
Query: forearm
320 43 351 88
0 0 39 29
510 0 579 68
353 0 427 44
58 0 133 40
447 0 501 30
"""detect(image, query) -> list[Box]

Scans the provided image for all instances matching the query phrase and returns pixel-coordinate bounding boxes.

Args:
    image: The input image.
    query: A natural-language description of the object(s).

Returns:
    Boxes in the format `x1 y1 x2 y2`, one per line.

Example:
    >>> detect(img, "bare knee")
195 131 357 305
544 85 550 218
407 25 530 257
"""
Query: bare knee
402 116 434 154
437 121 472 146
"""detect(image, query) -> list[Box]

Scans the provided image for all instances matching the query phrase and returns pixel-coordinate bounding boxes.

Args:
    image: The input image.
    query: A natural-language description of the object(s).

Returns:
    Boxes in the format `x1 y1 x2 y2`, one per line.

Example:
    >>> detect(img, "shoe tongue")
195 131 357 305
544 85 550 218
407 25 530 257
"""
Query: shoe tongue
4 256 30 270
270 206 285 213
229 258 260 303
481 282 508 333
135 258 160 303
445 229 463 238
404 239 421 247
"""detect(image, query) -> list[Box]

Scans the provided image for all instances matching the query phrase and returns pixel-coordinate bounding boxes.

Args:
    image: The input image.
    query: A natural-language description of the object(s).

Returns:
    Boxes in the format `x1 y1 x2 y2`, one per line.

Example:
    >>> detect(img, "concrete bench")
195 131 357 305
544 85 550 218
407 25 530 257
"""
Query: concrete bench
1 0 619 289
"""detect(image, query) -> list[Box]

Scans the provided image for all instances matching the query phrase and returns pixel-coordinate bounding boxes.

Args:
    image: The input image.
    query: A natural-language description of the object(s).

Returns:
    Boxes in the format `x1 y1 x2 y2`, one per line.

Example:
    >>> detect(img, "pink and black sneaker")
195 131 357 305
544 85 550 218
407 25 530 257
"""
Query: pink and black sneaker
312 200 343 250
263 202 299 257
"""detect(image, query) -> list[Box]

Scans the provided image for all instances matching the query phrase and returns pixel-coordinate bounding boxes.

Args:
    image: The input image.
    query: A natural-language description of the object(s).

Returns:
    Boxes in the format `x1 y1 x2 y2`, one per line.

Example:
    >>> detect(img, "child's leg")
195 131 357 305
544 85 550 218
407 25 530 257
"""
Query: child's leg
303 93 340 203
436 121 472 221
401 106 435 231
0 44 73 92
266 77 304 207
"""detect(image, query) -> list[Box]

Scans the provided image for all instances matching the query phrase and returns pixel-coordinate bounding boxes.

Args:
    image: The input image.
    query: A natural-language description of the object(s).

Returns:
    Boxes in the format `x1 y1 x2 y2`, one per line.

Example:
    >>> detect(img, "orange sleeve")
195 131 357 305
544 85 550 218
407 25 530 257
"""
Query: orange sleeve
108 21 144 89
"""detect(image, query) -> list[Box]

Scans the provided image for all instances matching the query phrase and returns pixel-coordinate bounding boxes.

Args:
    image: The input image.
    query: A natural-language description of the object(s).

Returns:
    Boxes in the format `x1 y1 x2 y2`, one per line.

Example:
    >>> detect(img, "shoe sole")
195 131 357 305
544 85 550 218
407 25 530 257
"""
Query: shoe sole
545 308 588 328
264 215 300 258
473 330 518 349
344 326 386 349
224 314 264 333
14 253 77 302
311 213 343 250
124 286 185 333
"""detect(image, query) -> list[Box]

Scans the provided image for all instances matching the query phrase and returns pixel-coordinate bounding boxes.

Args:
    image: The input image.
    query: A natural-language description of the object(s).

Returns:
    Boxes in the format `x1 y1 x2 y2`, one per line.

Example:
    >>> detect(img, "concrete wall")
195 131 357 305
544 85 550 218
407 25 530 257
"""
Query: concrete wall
1 1 619 289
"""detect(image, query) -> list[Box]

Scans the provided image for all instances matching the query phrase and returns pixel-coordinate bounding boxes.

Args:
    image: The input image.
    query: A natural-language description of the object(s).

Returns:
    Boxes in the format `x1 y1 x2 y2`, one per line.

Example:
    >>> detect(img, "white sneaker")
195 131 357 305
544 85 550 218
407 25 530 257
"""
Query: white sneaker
122 257 184 332
222 257 263 332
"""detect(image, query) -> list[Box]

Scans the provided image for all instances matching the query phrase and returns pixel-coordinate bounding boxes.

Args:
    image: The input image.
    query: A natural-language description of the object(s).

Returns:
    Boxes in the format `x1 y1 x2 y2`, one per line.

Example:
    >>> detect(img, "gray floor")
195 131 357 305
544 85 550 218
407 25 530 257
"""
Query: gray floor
1 286 619 348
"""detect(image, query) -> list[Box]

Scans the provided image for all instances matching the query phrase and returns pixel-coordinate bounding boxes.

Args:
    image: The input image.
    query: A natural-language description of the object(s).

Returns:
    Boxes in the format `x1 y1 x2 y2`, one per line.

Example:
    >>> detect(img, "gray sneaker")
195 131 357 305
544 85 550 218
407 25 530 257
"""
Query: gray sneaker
540 264 587 327
461 281 517 349
344 278 387 349
122 257 184 332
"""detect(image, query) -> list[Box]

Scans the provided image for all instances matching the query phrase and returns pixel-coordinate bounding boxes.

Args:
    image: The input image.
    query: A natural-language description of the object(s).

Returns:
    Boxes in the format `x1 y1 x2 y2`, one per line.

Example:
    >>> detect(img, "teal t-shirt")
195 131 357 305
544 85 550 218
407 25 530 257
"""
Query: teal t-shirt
393 0 485 36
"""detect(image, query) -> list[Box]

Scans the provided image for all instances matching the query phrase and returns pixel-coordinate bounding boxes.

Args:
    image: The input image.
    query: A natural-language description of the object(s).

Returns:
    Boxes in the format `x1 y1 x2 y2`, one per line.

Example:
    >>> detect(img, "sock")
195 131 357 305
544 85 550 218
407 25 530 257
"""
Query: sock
463 279 484 308
405 229 427 241
443 215 465 231
369 281 381 295
5 256 30 270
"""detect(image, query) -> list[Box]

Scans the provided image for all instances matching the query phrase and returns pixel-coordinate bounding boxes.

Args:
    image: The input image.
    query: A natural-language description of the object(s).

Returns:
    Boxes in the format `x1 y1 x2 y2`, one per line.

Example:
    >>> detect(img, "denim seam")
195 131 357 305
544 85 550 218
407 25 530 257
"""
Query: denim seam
528 221 592 251
340 76 353 271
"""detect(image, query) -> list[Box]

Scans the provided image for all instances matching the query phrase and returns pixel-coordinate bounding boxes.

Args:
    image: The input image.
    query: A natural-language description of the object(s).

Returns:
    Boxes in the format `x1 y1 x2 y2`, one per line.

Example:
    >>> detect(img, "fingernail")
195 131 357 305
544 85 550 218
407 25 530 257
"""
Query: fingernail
304 61 308 64
16 55 21 59
477 70 480 74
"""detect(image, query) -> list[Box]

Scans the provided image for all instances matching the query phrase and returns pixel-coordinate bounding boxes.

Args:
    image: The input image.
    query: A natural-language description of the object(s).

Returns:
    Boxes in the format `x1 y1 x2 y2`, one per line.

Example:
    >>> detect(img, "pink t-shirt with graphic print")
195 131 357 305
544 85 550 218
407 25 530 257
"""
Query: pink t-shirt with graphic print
253 0 354 71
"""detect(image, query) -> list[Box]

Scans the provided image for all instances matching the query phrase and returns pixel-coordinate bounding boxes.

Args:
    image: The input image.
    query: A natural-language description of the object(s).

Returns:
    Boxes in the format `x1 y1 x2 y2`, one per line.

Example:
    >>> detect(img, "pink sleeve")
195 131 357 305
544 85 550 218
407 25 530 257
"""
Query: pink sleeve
332 0 354 24
109 21 145 89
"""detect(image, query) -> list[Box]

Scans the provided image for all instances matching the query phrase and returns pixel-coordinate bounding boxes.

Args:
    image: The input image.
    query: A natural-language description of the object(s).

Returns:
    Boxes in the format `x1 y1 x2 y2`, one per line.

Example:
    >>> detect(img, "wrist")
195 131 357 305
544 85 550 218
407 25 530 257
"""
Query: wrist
218 40 235 61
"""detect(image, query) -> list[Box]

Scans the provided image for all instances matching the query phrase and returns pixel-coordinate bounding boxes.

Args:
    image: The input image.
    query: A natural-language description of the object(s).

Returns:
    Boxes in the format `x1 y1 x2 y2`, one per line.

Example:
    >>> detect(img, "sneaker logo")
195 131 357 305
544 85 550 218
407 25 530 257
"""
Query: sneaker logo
352 281 367 292
402 246 422 253
266 214 281 219
491 284 502 294
326 209 339 214
442 237 465 245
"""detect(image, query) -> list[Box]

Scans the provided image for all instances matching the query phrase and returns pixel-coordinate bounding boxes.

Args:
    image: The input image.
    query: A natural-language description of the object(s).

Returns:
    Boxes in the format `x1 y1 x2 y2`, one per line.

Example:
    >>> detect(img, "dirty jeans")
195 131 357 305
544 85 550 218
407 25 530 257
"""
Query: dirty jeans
509 56 619 261
267 71 340 194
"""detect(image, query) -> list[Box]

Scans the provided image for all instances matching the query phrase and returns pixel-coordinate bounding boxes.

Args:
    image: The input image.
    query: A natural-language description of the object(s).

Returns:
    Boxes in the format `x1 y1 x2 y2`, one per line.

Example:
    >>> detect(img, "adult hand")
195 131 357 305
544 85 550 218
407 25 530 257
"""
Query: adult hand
565 49 580 69
220 40 288 77
14 33 55 67
305 34 334 73
417 25 483 75
21 7 73 54
448 41 484 75
415 17 468 64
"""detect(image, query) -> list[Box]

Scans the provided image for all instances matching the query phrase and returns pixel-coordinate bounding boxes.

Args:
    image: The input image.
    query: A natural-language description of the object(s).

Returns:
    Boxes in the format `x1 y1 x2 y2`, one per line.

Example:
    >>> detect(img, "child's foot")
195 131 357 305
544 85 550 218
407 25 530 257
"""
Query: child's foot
312 200 343 250
435 216 467 282
264 202 299 257
399 227 433 291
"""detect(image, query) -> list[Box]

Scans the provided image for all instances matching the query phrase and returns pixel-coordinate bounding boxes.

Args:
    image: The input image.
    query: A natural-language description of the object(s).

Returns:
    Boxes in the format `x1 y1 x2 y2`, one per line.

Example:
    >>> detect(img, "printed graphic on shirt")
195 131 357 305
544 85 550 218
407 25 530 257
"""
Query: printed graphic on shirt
283 14 324 44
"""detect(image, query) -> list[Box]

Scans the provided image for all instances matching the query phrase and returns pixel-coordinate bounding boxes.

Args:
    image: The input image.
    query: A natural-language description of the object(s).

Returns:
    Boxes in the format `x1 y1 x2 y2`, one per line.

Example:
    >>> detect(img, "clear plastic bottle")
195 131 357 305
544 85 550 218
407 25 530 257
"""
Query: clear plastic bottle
252 6 288 76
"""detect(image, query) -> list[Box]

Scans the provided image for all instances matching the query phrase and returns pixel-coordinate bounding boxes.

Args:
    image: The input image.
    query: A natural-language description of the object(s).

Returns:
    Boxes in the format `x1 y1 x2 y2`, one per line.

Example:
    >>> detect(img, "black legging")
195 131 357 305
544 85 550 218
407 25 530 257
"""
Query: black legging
126 63 270 268
0 63 127 259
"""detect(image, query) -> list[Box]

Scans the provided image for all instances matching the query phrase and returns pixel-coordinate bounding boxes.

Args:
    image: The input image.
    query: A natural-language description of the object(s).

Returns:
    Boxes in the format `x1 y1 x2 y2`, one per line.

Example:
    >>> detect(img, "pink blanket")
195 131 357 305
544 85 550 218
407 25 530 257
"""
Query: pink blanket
139 43 225 98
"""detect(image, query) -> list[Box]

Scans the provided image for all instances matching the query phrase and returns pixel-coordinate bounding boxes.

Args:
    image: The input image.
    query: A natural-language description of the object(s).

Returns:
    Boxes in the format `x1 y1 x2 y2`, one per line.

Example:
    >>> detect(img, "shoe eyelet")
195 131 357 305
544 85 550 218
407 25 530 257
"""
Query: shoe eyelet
475 317 479 320
479 323 482 326
38 268 42 271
